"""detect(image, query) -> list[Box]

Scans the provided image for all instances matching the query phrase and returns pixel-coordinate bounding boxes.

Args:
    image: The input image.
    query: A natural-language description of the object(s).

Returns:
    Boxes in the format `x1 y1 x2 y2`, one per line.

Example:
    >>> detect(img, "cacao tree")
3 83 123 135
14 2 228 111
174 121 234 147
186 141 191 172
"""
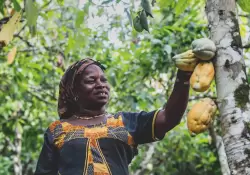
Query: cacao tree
0 0 250 174
205 0 250 174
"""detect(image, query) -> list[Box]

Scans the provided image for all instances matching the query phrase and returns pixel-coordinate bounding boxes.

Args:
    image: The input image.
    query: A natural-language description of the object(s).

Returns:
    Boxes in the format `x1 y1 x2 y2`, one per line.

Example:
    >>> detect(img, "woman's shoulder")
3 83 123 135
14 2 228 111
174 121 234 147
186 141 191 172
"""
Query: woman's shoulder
113 110 156 118
47 120 63 133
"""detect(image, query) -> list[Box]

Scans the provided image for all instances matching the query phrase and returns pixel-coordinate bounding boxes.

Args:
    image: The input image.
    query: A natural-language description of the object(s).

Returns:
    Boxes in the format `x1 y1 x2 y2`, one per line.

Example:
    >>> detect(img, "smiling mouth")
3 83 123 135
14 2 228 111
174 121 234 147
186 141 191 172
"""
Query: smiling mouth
95 91 108 97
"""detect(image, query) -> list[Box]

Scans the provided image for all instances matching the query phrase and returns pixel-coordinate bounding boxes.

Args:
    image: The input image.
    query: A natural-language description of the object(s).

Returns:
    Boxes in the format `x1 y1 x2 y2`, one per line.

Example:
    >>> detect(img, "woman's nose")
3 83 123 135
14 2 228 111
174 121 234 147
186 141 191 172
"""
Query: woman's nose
96 80 105 88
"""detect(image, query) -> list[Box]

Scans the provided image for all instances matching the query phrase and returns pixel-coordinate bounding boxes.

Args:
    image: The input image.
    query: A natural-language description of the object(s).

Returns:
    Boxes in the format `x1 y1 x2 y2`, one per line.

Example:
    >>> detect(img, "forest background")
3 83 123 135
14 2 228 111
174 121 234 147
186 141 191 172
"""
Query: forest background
0 0 250 174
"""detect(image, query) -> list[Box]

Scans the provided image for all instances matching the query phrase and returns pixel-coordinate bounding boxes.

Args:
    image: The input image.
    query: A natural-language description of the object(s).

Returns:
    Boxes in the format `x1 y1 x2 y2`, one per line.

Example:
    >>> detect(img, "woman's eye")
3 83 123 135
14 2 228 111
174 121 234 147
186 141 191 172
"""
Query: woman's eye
85 80 94 84
102 78 107 82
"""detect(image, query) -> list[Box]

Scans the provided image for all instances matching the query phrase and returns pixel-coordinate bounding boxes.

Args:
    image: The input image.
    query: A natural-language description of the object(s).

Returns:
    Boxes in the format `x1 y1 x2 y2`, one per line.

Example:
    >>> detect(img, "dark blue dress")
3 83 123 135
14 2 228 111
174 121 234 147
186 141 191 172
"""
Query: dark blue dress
35 110 162 175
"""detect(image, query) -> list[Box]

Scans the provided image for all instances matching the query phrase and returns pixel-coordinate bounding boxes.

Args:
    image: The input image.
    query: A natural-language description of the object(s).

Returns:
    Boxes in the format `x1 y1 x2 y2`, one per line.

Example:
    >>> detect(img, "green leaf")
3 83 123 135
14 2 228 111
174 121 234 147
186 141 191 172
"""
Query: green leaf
0 0 4 14
75 10 85 28
238 0 250 12
12 0 21 11
141 0 153 18
25 0 39 36
140 10 149 32
57 0 64 5
159 0 173 8
175 0 187 16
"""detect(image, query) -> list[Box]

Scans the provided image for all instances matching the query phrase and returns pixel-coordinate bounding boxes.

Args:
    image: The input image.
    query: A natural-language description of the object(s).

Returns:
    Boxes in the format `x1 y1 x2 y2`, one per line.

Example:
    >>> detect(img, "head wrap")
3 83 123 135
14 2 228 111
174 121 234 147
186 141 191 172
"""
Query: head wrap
58 58 105 119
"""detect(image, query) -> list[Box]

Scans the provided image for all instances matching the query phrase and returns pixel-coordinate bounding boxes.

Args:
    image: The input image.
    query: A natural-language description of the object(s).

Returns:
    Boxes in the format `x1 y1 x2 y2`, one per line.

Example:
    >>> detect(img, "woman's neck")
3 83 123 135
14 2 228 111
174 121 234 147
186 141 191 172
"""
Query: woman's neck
76 105 106 117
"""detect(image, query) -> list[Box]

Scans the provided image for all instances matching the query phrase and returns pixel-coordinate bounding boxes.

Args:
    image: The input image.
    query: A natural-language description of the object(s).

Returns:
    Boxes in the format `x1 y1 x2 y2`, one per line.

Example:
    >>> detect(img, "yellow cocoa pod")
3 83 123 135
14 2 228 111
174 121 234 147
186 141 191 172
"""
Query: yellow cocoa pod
172 50 194 60
172 50 198 72
187 98 217 135
191 38 216 61
190 61 215 92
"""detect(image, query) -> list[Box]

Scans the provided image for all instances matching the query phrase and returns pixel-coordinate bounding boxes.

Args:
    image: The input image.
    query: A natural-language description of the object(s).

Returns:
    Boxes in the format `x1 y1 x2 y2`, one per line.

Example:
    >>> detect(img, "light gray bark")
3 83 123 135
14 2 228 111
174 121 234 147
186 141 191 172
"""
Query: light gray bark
209 125 230 175
205 0 250 174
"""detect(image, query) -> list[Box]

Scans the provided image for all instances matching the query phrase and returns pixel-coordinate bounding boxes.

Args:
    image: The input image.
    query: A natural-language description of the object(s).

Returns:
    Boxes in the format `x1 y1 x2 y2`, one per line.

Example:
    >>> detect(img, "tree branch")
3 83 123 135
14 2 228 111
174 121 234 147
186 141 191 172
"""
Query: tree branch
239 14 250 18
14 34 34 47
5 137 15 151
208 125 230 175
41 0 52 9
27 90 55 105
16 23 27 36
0 116 20 125
243 43 250 49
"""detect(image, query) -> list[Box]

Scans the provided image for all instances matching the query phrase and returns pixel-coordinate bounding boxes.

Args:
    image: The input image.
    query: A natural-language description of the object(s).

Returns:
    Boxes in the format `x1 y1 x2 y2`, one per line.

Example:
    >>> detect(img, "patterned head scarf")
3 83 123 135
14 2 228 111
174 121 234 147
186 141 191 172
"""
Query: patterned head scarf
58 58 105 119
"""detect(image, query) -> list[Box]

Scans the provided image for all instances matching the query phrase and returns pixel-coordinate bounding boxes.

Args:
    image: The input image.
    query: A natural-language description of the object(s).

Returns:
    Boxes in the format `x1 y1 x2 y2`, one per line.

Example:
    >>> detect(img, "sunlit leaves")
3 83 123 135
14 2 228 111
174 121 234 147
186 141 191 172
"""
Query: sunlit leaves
238 0 250 12
0 11 22 47
12 0 21 12
175 0 189 16
75 10 85 28
25 0 39 36
57 0 64 6
1 0 247 174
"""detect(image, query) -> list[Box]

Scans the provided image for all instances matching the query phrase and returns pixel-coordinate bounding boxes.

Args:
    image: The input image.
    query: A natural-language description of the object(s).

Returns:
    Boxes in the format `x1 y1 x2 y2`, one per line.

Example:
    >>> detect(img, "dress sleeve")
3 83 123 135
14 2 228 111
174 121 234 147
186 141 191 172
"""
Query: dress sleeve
34 128 58 175
120 110 164 144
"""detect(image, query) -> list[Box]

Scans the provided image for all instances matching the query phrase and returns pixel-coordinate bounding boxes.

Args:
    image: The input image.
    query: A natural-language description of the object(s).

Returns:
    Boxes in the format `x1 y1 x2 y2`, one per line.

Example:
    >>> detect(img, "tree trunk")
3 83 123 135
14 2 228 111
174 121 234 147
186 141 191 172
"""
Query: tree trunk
205 0 250 174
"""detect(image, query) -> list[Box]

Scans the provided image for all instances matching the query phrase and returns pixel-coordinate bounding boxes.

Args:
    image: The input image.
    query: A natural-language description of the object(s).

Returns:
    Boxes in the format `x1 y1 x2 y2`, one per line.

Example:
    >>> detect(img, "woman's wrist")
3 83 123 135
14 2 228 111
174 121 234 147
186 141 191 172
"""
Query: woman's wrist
175 69 192 85
177 70 192 79
175 78 190 85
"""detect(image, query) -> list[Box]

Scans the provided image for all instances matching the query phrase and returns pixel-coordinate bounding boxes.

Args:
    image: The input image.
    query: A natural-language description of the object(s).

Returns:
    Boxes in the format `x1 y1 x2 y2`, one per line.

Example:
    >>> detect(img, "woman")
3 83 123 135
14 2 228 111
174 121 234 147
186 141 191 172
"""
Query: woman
35 58 191 175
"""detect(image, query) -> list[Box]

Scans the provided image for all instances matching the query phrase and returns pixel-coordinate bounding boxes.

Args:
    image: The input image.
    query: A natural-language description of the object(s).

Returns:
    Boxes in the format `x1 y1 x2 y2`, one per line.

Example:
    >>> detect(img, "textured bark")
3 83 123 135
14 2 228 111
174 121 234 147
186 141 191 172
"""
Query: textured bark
205 0 250 174
209 126 230 175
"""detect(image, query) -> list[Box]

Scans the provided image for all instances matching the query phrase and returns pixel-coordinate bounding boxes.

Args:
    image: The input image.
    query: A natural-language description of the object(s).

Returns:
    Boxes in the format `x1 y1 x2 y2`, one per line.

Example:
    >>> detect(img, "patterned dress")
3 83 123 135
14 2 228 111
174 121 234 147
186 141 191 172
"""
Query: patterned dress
35 110 162 175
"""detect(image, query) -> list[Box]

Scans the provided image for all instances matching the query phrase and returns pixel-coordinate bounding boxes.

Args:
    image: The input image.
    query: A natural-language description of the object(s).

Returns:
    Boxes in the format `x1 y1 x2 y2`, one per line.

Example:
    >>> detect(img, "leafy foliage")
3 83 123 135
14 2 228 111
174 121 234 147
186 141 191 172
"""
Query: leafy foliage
0 0 249 174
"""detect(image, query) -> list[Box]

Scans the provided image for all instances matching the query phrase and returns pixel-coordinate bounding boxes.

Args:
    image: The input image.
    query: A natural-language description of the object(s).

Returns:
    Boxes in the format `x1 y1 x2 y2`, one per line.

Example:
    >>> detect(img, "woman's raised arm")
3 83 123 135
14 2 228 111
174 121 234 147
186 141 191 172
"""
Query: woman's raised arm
155 69 191 139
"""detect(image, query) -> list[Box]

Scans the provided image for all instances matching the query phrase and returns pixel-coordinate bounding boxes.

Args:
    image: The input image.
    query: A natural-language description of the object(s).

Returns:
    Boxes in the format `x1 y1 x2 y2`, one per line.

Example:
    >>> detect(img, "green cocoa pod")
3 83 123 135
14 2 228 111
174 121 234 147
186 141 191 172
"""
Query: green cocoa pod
141 0 153 18
191 38 216 61
133 16 143 32
140 10 149 32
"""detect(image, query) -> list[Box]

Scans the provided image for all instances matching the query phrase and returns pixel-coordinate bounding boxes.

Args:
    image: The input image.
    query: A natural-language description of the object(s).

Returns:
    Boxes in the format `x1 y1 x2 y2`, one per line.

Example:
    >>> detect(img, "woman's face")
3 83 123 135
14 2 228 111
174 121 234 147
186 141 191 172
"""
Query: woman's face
76 64 110 109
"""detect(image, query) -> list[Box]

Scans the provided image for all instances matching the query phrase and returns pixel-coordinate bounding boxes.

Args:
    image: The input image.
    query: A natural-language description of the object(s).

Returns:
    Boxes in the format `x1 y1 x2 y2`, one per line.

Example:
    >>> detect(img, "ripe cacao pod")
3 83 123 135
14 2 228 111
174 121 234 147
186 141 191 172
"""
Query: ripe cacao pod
190 61 215 92
191 38 216 60
187 98 217 135
172 50 198 72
